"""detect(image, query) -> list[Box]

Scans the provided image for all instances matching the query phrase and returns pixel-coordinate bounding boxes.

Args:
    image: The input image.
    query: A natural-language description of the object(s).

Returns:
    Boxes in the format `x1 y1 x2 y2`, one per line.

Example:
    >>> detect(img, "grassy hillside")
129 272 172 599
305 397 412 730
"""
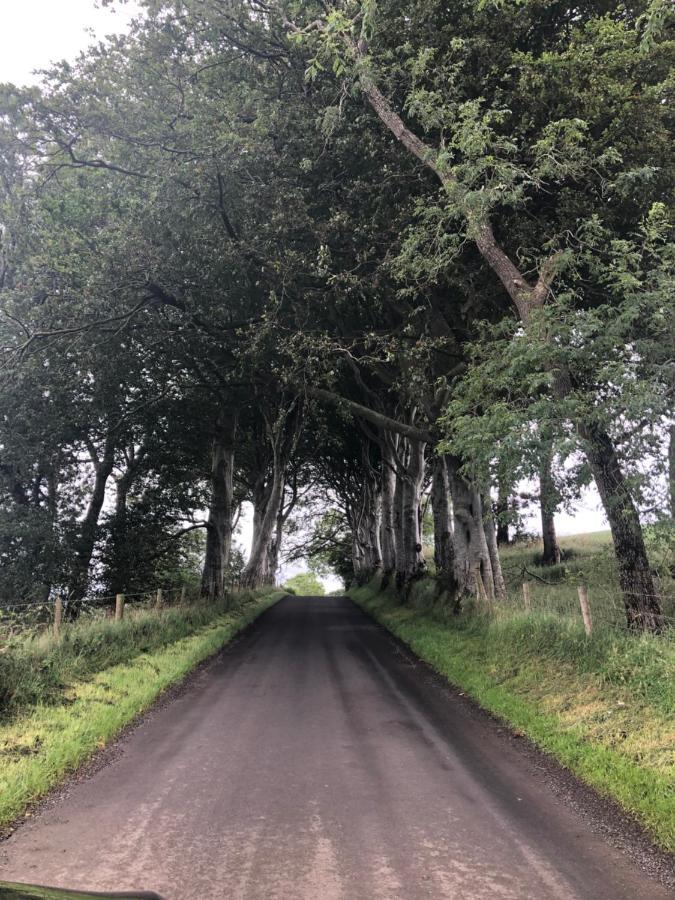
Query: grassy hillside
426 530 674 628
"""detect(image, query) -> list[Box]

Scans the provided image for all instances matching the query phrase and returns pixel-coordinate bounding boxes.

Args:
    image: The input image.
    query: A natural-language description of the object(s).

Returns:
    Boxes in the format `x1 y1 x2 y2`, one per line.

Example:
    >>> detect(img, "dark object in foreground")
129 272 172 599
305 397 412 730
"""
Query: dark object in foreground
0 883 163 900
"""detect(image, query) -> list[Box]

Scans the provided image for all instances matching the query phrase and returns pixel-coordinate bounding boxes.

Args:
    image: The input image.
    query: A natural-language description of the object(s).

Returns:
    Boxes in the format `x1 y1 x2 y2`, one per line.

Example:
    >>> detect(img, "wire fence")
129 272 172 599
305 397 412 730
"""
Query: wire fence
480 575 675 634
0 581 245 644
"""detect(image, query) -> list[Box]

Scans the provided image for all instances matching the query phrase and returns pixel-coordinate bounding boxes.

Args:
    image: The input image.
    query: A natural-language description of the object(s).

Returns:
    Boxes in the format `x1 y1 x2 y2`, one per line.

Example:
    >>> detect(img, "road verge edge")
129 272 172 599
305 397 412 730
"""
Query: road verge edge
349 581 674 854
0 590 285 832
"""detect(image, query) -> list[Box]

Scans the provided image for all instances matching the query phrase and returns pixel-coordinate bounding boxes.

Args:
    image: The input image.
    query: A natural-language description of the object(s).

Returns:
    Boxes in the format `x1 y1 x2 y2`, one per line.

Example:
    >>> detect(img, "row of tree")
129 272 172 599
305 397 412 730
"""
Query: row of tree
0 0 672 630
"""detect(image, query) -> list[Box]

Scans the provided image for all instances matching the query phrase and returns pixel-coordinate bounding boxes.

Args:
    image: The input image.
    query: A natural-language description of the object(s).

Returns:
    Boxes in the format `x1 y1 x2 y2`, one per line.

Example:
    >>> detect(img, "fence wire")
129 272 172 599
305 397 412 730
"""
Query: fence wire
484 573 675 633
0 583 207 642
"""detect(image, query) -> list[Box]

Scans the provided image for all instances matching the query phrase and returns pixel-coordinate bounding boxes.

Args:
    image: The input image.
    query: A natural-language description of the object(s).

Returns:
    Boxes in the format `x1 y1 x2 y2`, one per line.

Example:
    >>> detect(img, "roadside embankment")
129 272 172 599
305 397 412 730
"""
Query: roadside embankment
349 578 675 853
0 589 284 830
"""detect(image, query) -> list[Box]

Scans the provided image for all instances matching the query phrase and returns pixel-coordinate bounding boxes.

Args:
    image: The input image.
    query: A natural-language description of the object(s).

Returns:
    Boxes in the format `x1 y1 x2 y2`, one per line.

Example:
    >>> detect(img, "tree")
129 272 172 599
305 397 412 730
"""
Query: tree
283 571 326 596
288 0 673 629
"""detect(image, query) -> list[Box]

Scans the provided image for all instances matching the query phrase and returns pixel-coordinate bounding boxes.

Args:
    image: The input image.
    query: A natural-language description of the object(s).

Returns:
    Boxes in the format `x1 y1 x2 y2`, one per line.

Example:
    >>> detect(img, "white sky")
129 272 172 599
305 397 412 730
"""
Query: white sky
0 0 140 86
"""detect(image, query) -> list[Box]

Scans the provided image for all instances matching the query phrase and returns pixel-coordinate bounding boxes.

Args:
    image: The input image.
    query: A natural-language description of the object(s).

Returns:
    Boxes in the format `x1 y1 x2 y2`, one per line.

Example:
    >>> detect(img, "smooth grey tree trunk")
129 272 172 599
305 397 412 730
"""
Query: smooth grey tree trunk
482 492 506 600
379 442 397 581
201 412 237 600
396 438 426 592
350 473 383 583
447 459 495 599
242 404 302 589
430 455 456 597
242 466 284 588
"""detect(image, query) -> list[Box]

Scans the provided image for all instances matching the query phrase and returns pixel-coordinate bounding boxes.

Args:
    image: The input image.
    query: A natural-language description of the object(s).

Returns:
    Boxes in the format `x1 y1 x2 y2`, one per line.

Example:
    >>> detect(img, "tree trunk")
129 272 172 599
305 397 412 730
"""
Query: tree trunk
392 464 405 592
539 444 561 566
447 459 495 599
365 484 383 574
396 437 427 592
351 529 366 581
576 422 663 630
482 492 507 599
107 474 131 598
267 509 284 586
349 471 383 583
379 441 397 581
67 433 116 613
201 412 237 600
495 478 510 545
430 455 457 601
243 401 302 589
242 467 283 588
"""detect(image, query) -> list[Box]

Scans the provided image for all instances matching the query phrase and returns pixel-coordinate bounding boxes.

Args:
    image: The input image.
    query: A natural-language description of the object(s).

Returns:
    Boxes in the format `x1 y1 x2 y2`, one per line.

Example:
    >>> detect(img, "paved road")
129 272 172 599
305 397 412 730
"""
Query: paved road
0 596 670 899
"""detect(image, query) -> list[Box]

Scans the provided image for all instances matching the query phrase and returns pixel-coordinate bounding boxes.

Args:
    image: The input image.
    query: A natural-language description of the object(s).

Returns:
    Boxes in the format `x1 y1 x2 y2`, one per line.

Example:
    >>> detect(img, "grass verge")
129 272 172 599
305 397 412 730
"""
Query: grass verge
0 589 285 831
349 578 675 853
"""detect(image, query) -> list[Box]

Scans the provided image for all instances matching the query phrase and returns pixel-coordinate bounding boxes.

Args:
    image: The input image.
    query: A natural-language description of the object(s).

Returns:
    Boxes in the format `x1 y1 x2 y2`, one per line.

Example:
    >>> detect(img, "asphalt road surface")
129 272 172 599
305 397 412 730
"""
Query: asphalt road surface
1 595 671 900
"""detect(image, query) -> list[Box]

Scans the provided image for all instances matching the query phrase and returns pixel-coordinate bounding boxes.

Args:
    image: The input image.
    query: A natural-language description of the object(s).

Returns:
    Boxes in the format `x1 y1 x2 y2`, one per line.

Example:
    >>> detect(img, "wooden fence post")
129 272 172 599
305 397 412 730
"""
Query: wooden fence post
53 597 63 637
180 585 187 606
522 582 531 611
115 593 125 622
578 585 592 635
155 588 163 610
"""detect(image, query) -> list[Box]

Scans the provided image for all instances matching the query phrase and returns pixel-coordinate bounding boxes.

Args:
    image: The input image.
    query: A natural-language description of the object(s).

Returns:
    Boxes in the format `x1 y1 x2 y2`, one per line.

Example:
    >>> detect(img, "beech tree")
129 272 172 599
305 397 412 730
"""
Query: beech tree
281 0 673 628
1 0 671 632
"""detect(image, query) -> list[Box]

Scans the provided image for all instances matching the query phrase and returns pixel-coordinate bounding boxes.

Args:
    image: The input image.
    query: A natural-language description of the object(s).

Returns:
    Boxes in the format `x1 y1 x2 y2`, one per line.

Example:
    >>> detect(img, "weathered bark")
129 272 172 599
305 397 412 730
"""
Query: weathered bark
482 492 507 600
392 463 405 587
349 454 383 583
447 459 496 599
267 510 284 585
364 486 383 574
379 440 397 580
242 467 283 588
430 455 457 600
242 403 302 589
268 472 301 584
539 444 561 566
67 432 116 612
395 437 427 592
578 422 663 631
201 412 237 601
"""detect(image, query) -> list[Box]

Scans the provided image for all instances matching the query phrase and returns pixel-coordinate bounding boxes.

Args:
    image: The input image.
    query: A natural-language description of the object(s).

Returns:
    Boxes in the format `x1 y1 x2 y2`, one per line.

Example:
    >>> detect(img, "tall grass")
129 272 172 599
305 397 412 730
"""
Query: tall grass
498 530 675 627
0 588 276 719
0 589 285 828
350 575 675 850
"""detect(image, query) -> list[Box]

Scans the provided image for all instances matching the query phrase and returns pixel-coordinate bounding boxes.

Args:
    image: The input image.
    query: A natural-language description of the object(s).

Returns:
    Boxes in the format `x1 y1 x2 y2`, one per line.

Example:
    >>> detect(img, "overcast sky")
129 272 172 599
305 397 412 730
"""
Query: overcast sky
0 1 140 86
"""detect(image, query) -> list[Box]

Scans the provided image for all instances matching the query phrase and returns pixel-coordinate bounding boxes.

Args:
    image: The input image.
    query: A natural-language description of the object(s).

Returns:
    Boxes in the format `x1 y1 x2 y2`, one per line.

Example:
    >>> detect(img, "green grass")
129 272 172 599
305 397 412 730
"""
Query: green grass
350 577 675 852
428 529 674 627
0 589 280 718
0 589 284 830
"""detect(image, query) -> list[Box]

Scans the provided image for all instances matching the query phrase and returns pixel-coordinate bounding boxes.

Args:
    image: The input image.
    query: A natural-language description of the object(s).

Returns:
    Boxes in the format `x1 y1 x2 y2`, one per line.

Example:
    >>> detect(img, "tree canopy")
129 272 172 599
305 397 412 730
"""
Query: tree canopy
0 0 672 630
